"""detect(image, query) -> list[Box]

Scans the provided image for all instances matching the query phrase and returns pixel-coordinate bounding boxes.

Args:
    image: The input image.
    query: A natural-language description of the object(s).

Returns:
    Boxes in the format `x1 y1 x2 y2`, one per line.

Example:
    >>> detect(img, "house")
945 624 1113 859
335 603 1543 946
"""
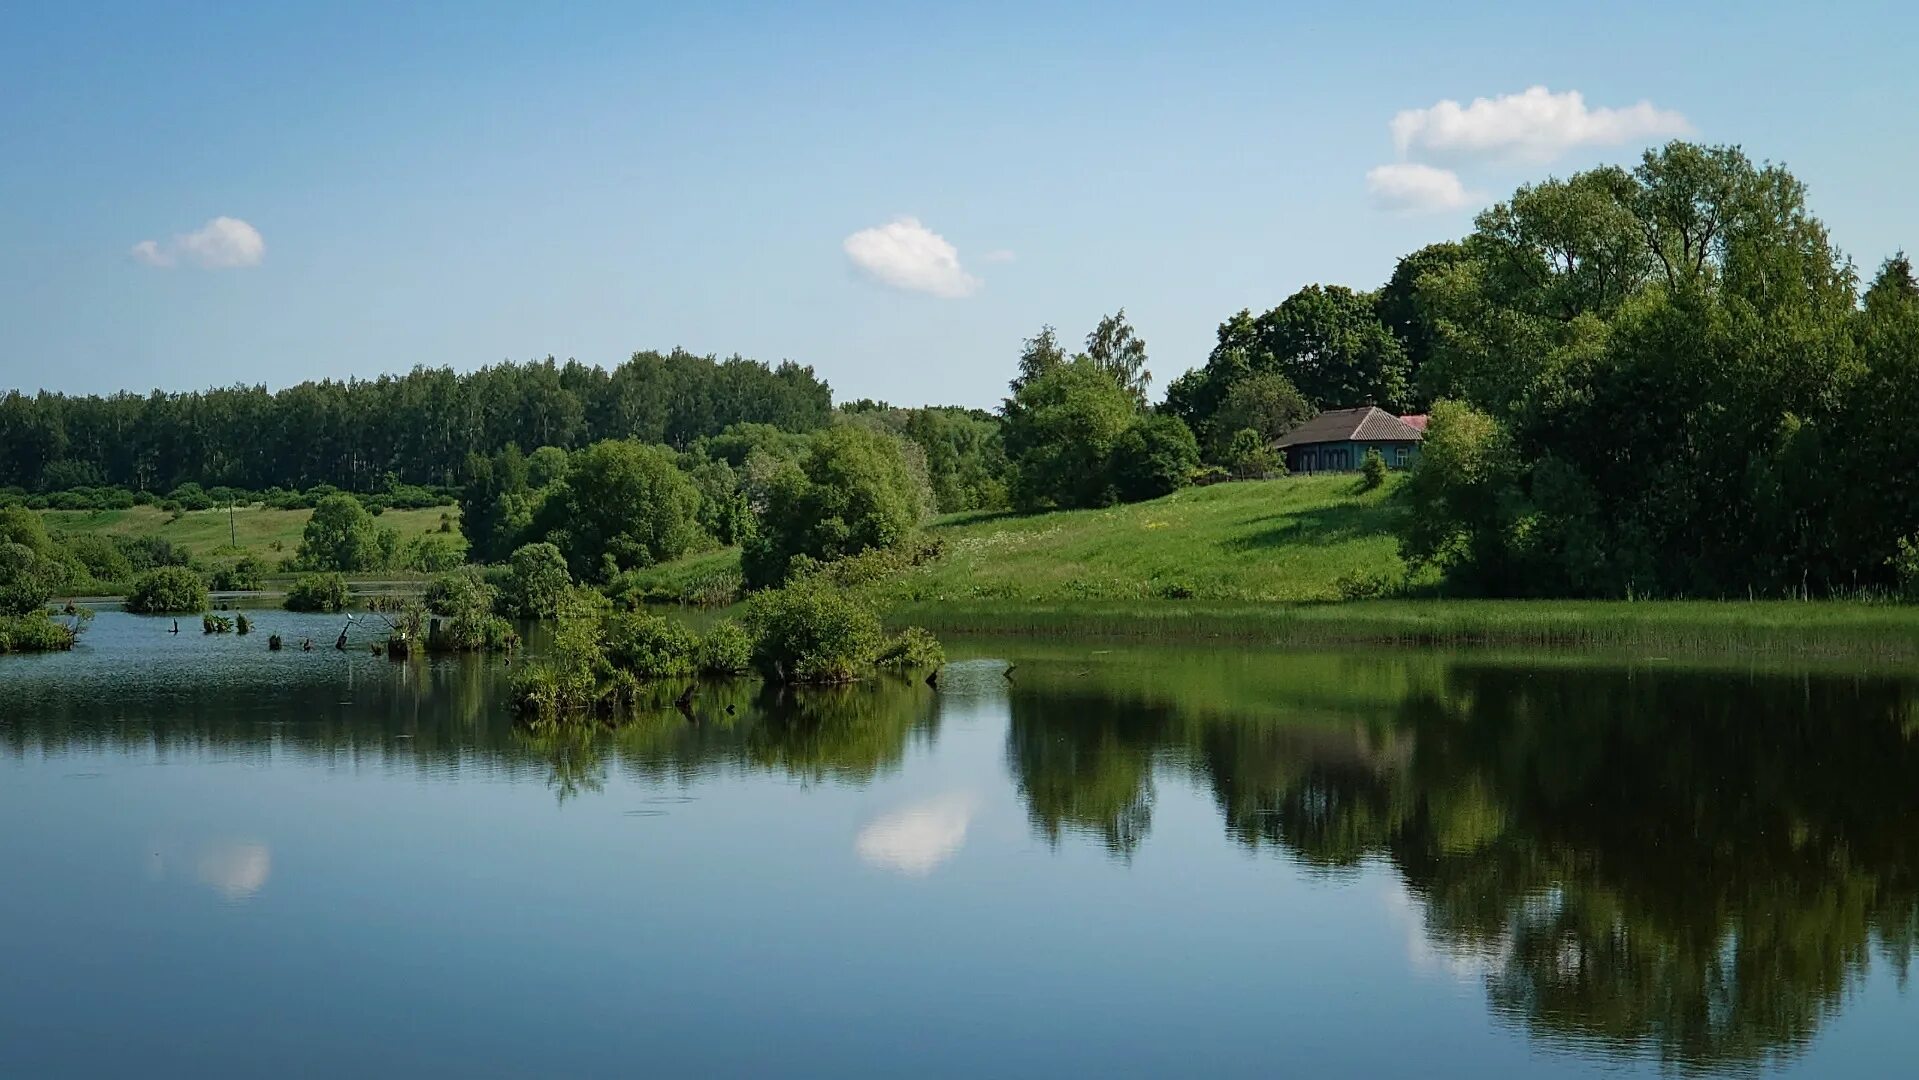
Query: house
1272 406 1424 473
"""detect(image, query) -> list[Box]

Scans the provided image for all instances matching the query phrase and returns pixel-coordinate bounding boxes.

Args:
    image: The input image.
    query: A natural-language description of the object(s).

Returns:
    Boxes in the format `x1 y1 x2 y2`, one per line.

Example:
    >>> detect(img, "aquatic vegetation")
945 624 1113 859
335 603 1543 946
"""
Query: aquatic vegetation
267 633 283 651
0 611 81 653
202 614 234 634
603 610 700 680
876 626 944 670
235 612 252 635
744 579 885 684
696 619 753 676
125 566 210 614
283 572 350 613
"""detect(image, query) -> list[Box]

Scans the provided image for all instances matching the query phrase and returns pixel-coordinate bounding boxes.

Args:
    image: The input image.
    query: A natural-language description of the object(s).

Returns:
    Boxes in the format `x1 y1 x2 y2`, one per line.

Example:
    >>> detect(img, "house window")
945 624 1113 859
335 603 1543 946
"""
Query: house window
1395 446 1408 466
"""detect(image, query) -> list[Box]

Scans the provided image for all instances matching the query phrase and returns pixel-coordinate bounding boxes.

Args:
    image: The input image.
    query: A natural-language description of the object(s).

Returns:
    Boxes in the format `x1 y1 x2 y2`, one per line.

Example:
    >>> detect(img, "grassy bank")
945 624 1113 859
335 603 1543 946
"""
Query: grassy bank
895 598 1919 660
627 474 1417 604
39 504 463 564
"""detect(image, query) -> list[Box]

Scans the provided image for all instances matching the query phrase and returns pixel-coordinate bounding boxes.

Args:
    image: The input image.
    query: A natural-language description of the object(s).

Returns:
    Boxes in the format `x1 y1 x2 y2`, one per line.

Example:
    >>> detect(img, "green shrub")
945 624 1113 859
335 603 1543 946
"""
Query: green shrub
284 572 350 613
511 586 615 715
505 542 572 618
400 535 464 573
697 618 754 676
125 566 209 614
236 612 252 635
1334 566 1398 601
210 555 267 592
424 567 497 616
876 626 944 669
604 611 700 680
1360 447 1389 492
421 568 515 652
0 611 78 653
64 534 135 587
1111 414 1201 503
1223 428 1283 479
744 580 884 684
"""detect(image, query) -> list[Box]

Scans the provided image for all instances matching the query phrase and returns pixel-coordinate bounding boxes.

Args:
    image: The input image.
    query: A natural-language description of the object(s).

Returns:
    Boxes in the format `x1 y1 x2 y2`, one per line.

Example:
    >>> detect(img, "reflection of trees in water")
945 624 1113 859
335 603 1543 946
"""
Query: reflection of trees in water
1378 667 1919 1071
1 663 940 804
998 657 1919 1071
1006 694 1158 856
1224 665 1919 1071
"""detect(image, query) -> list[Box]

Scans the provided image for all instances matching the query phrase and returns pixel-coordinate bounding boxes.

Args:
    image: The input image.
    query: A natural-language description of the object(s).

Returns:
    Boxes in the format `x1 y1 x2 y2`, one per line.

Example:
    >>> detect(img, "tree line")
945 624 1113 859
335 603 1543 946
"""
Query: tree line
0 349 834 494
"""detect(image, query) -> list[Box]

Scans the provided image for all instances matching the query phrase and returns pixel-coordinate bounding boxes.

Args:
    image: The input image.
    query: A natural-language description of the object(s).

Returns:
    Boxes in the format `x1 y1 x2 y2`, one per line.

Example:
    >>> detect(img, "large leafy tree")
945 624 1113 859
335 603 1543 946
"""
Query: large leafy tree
1002 357 1139 511
1407 141 1865 596
741 425 926 588
297 494 387 572
538 440 704 580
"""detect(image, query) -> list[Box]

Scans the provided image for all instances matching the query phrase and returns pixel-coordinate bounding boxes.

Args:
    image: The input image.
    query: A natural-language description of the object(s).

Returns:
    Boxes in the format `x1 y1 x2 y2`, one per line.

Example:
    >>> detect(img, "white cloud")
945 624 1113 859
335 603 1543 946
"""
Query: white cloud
1366 163 1476 213
1390 86 1692 164
842 216 979 298
856 792 976 876
131 216 266 269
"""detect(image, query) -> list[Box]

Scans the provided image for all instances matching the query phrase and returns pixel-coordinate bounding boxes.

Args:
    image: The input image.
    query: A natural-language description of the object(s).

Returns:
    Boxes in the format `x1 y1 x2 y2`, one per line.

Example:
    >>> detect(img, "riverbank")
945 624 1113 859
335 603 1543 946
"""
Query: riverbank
888 598 1919 660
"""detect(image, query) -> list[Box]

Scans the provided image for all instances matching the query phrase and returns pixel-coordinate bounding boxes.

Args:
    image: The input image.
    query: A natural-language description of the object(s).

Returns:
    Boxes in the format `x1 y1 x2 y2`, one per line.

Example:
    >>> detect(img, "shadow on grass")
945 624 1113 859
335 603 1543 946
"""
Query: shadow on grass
1224 499 1406 553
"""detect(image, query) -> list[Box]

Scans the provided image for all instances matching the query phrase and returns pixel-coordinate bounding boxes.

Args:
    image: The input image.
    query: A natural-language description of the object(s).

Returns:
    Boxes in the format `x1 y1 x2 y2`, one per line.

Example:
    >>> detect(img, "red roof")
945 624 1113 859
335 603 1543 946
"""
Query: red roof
1398 414 1429 432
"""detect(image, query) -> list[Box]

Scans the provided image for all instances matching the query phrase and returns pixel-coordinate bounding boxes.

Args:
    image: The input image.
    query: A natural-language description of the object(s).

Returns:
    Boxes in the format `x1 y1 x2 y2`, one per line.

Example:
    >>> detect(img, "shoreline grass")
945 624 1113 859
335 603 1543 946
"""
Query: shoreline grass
887 598 1919 661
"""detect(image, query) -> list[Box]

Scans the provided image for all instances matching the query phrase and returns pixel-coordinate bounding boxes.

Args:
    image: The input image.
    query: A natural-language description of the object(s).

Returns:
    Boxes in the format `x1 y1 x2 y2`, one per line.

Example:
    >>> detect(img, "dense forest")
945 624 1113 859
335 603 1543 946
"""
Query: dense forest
0 349 833 493
7 139 1919 601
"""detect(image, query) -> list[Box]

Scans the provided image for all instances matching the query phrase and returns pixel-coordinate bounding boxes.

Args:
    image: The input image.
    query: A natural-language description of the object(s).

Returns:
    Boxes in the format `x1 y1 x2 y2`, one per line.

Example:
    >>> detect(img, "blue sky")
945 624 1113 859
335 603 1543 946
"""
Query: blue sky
3 1 1914 408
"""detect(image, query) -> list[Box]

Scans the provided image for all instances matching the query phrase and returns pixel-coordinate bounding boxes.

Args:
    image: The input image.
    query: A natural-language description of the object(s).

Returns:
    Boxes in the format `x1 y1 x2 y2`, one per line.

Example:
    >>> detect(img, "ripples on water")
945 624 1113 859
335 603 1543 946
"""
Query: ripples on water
1 612 1915 1077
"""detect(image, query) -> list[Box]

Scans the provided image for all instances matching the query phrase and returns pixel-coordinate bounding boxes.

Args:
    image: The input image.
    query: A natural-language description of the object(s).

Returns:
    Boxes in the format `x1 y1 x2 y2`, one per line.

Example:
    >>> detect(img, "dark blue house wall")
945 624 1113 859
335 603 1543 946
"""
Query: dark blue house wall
1285 440 1420 473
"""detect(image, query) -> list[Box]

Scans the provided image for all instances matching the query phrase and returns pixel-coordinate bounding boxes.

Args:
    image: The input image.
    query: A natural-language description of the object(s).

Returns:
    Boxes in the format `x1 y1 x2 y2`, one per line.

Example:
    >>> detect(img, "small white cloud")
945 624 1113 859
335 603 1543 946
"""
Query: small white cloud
1366 163 1476 213
856 792 976 876
131 216 266 269
843 216 979 298
1391 86 1691 164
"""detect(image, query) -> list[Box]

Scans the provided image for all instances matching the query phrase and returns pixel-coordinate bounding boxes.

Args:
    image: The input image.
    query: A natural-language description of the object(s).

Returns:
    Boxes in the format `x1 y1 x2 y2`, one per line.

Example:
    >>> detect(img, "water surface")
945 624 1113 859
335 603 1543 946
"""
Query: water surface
2 612 1916 1077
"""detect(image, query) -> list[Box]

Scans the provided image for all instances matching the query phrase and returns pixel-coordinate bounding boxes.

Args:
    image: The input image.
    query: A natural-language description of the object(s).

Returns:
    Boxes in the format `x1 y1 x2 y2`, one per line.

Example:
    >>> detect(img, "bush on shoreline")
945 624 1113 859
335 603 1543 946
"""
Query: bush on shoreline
283 573 350 613
125 566 209 614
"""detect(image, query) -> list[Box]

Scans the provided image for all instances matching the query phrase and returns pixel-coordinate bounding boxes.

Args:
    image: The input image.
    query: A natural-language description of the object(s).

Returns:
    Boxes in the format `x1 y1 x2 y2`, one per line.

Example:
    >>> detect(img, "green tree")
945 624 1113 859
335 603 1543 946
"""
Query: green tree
1110 414 1200 503
741 425 926 589
505 542 572 618
1222 428 1281 479
297 494 386 571
1002 358 1139 511
539 440 703 580
125 566 209 614
1208 372 1312 458
1082 308 1152 403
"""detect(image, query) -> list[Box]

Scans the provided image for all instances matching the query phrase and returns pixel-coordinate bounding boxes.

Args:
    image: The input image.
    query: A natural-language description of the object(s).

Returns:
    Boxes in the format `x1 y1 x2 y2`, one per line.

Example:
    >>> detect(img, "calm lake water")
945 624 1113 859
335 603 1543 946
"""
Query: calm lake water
3 612 1917 1077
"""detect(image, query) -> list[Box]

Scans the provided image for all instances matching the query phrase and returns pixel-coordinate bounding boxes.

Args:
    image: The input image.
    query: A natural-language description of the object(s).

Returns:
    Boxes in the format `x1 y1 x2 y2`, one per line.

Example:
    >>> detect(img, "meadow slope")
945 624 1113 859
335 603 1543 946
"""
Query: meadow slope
626 474 1416 605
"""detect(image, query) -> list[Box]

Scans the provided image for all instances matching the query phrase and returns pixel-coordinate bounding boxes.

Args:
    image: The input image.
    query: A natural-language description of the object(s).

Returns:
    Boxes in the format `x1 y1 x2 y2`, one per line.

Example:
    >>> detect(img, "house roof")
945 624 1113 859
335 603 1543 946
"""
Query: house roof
1398 414 1428 432
1272 406 1425 448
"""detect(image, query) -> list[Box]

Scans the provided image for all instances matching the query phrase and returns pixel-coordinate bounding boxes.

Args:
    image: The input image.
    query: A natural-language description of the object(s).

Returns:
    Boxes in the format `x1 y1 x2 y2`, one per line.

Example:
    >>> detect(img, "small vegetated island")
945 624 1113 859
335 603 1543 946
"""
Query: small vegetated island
8 140 1919 662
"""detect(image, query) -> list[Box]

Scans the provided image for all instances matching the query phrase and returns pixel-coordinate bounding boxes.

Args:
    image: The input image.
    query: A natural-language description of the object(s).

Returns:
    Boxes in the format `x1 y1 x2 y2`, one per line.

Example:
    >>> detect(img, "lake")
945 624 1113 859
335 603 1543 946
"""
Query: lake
2 611 1916 1077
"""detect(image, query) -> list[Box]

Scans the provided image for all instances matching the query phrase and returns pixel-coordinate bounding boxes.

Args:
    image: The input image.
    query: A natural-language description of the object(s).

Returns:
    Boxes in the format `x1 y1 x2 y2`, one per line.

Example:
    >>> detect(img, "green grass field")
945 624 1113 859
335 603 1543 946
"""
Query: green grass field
627 474 1416 605
40 504 463 567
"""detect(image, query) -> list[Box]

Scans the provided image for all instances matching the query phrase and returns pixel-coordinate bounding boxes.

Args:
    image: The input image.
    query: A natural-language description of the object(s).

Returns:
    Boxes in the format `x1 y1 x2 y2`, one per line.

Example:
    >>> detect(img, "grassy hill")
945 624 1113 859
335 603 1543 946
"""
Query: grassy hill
628 474 1418 606
39 504 462 566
